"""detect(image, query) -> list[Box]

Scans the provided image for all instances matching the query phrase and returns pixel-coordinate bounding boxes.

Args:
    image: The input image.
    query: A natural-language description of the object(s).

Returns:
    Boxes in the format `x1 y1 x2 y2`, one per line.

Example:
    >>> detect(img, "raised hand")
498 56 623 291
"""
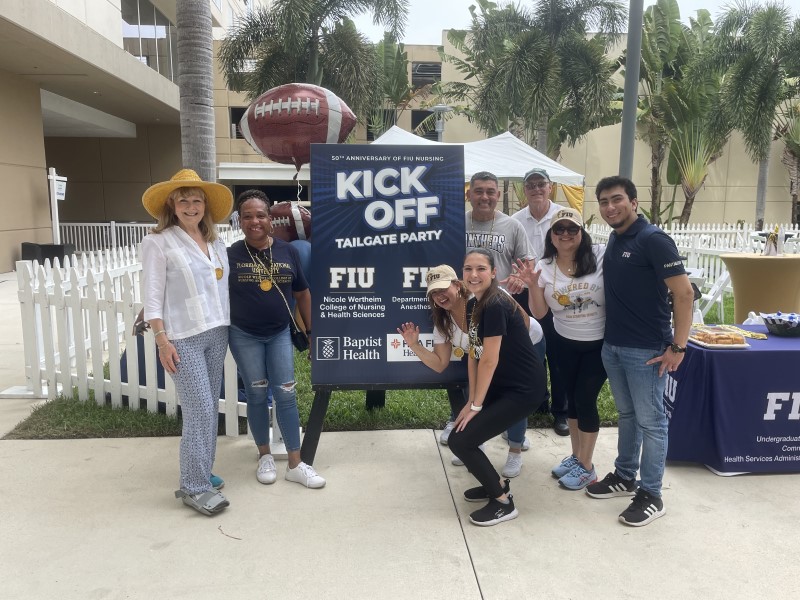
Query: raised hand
396 322 420 347
514 257 540 288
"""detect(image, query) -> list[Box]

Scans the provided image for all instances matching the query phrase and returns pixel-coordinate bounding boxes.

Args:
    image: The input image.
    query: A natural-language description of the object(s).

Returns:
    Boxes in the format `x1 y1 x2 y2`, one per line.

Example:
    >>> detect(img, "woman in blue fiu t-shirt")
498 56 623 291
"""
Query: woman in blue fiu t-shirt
227 192 326 490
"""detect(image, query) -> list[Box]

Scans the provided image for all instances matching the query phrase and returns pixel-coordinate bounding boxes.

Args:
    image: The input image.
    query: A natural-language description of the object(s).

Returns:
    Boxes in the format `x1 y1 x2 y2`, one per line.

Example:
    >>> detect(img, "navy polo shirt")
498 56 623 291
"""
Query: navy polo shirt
604 215 686 349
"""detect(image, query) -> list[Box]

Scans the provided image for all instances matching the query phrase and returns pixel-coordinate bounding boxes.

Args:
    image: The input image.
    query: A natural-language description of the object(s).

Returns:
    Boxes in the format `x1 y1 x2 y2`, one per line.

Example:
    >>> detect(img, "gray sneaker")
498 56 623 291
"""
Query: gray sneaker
439 421 455 445
501 452 523 478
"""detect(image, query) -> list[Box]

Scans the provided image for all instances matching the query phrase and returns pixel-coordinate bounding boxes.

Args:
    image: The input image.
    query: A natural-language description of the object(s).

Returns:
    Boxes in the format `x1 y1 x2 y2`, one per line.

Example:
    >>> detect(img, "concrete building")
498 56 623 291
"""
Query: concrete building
0 0 264 271
0 4 793 270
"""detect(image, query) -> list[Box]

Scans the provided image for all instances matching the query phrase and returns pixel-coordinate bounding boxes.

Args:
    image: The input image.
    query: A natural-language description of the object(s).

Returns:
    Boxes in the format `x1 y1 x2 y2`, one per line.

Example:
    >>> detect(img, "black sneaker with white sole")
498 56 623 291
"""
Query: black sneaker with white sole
469 494 518 526
463 479 510 503
619 489 666 526
585 471 637 498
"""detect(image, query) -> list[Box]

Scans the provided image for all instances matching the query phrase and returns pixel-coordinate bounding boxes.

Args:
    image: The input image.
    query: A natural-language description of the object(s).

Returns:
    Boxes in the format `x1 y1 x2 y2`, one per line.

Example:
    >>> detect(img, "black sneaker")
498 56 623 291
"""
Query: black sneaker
469 495 518 526
585 471 637 498
619 489 666 527
463 479 510 503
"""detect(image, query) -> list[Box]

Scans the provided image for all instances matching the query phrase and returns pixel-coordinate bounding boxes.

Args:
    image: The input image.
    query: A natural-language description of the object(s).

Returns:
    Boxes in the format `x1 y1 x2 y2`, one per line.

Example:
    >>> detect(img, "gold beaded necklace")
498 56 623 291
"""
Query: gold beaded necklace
245 240 275 292
553 258 576 306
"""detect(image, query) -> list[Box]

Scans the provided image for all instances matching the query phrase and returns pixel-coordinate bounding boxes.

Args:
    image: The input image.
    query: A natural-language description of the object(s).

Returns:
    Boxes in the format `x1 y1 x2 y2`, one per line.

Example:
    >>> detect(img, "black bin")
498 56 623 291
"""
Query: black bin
21 242 76 263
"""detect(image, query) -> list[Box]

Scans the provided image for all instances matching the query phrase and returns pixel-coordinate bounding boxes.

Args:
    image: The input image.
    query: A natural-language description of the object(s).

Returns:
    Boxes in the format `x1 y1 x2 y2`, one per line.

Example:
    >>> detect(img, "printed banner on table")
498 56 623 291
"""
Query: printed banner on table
665 333 800 474
309 143 466 386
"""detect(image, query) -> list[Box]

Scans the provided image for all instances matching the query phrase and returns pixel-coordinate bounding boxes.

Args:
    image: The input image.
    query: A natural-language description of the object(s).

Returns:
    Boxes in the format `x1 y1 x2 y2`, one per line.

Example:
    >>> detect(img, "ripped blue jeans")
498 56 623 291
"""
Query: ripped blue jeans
228 324 301 451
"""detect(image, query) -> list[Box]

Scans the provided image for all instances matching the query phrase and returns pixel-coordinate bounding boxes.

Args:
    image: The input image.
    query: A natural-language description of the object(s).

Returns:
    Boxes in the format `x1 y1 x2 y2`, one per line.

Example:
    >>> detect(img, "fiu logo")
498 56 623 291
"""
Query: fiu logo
764 393 800 420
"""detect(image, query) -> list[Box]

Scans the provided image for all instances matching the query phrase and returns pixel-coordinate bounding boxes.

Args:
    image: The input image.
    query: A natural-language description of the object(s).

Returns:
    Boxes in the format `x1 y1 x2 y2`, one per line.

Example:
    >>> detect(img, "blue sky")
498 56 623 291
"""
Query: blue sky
352 1 753 45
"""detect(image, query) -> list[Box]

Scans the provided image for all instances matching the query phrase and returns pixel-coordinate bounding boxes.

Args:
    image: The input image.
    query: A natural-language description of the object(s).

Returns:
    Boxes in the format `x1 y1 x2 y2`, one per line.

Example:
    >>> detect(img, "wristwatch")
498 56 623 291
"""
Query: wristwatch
670 343 686 354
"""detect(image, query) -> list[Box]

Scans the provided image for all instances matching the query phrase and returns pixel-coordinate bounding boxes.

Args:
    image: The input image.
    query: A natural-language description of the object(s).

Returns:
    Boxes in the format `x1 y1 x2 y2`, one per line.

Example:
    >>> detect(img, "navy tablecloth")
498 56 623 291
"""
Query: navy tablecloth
665 324 800 473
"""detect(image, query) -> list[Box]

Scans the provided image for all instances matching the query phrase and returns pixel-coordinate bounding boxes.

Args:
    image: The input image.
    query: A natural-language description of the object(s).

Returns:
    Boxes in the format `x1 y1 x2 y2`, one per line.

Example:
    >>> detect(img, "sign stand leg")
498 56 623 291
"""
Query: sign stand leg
301 388 331 465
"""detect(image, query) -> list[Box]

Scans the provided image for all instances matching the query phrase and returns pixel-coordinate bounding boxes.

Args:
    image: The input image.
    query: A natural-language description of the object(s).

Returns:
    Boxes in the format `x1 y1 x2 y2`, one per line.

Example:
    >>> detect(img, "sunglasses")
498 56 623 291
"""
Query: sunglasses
524 181 549 190
552 225 581 235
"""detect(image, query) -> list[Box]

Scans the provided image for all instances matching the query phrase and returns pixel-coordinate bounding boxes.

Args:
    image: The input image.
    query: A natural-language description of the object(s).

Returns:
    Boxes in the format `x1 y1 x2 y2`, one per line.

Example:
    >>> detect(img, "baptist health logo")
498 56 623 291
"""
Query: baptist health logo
315 336 340 360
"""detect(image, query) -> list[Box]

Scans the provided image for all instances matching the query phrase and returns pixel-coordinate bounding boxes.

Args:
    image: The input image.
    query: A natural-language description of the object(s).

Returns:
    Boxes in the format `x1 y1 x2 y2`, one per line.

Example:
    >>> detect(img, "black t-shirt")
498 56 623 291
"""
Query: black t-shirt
467 294 541 395
228 239 308 337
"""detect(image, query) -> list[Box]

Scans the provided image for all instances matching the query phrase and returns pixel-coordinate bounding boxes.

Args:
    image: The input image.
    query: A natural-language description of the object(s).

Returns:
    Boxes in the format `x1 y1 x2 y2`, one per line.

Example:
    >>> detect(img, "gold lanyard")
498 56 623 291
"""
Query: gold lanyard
245 241 275 292
210 244 224 280
553 259 575 306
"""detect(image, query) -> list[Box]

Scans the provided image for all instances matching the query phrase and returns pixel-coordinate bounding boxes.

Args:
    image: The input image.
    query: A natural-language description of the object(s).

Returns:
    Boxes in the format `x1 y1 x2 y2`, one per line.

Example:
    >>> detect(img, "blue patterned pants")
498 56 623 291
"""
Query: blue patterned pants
170 326 228 494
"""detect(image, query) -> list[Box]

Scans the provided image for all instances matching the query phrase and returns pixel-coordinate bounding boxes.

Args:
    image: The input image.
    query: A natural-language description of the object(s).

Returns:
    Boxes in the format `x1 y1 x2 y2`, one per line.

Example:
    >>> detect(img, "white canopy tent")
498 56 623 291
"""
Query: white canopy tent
372 126 584 186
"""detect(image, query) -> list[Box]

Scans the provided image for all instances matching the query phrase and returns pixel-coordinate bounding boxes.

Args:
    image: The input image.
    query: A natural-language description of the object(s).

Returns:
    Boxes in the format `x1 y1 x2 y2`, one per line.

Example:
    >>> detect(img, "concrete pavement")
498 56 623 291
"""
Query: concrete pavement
0 270 797 599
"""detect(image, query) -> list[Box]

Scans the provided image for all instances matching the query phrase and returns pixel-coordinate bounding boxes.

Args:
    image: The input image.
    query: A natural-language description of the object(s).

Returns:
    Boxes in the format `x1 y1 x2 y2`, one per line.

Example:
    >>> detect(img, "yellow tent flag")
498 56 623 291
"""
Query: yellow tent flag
561 184 584 214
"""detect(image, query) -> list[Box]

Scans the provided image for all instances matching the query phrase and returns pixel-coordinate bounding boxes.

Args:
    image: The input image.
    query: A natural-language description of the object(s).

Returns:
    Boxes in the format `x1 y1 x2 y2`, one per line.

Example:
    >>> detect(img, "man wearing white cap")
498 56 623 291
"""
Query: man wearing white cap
512 168 563 260
512 168 569 436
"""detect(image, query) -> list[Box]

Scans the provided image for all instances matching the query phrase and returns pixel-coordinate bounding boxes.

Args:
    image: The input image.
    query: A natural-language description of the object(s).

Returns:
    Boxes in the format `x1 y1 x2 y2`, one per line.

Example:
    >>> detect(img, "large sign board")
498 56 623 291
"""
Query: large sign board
310 144 466 386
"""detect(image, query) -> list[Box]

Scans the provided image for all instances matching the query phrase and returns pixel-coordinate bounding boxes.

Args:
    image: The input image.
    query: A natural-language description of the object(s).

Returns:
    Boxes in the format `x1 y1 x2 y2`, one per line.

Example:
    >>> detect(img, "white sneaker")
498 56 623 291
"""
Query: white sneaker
501 452 523 478
451 443 486 467
439 421 455 445
256 454 277 484
501 431 530 451
285 462 326 489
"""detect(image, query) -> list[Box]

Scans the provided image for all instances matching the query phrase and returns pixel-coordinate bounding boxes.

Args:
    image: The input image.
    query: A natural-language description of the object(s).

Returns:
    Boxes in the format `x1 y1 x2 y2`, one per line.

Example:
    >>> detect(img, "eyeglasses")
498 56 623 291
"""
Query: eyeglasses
524 181 549 190
552 225 581 235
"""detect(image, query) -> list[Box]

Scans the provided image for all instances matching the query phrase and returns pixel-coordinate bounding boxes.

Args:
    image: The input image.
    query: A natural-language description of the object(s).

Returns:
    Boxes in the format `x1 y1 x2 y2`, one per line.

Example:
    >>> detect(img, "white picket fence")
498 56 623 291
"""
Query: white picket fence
15 246 246 438
17 221 798 430
60 222 241 252
586 222 800 294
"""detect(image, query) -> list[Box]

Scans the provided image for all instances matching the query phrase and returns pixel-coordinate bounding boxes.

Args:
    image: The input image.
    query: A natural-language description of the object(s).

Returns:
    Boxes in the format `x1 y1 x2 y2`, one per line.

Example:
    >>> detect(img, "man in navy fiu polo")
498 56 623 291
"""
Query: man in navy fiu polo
586 176 693 527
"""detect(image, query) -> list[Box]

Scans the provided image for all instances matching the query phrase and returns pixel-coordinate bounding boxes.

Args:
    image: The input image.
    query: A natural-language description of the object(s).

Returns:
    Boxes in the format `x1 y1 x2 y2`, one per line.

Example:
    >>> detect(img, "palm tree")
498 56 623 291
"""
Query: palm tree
668 120 723 225
699 1 800 229
218 0 409 120
632 0 686 225
777 102 800 224
176 0 216 182
438 0 624 156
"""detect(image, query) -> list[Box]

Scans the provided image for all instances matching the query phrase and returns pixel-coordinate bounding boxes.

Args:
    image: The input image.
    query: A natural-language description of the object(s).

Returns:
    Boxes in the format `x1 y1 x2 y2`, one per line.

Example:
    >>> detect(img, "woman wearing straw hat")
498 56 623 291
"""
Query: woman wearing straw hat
141 168 233 516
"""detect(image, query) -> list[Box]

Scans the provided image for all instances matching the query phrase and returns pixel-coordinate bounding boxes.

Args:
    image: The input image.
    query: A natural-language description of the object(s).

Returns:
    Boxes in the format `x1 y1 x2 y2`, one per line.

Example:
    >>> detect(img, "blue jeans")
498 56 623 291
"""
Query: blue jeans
601 343 668 497
228 325 301 451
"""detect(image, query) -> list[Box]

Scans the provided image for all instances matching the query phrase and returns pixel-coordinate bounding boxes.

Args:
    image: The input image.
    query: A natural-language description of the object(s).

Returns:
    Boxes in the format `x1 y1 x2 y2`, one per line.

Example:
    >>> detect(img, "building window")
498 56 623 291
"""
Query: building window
121 0 176 82
230 107 247 138
411 62 441 89
411 110 438 141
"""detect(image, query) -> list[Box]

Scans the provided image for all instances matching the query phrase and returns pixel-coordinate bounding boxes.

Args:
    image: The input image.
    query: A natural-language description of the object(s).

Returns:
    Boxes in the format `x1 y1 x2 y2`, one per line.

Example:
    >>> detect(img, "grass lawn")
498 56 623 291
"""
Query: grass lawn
4 294 734 440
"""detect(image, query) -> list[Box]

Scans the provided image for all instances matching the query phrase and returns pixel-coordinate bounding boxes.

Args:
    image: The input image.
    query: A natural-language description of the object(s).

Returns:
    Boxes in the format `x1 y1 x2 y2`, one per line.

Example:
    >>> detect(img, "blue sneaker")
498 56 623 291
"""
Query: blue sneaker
210 474 224 490
558 464 597 490
551 455 579 479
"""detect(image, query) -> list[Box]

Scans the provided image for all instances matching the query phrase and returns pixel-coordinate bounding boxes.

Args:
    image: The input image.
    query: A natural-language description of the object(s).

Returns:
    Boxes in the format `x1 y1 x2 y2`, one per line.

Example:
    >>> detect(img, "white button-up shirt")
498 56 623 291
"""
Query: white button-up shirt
141 227 230 340
512 201 562 259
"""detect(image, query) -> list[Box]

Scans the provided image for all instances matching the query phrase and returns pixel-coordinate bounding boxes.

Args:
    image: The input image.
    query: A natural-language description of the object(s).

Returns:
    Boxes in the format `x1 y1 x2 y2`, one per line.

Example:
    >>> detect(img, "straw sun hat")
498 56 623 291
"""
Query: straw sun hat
142 168 233 223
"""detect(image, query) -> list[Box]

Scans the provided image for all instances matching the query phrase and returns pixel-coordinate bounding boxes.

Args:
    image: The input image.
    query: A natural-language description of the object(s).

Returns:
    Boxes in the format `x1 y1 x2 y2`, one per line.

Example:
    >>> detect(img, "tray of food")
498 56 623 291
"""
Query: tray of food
688 326 750 349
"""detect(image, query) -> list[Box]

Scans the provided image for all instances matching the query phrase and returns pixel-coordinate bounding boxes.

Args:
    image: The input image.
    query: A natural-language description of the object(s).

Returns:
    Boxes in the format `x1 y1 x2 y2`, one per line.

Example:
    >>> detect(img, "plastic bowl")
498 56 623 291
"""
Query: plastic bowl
764 321 800 337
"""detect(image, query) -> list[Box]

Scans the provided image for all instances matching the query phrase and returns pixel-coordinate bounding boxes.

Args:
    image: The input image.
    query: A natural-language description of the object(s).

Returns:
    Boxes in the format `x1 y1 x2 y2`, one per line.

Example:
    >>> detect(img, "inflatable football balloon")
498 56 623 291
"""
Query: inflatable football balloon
239 83 357 169
269 201 311 242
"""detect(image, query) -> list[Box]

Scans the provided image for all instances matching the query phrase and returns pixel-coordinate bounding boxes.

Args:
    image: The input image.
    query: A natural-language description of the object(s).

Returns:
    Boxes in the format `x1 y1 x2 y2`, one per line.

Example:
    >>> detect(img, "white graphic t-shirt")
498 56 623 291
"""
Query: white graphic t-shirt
535 245 605 341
